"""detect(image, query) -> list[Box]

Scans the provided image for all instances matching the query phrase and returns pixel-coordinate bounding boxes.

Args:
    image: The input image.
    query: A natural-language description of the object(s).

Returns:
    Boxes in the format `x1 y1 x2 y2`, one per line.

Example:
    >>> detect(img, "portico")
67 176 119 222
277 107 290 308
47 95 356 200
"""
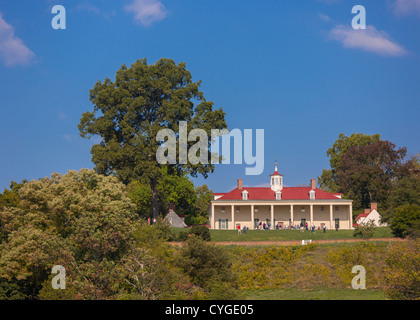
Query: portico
210 202 353 230
210 164 353 230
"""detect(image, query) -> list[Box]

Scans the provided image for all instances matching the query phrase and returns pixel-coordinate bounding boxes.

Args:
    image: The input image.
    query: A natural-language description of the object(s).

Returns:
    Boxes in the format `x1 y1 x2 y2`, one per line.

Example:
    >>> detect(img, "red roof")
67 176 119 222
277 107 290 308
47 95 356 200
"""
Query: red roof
355 213 370 221
270 171 283 176
216 187 342 201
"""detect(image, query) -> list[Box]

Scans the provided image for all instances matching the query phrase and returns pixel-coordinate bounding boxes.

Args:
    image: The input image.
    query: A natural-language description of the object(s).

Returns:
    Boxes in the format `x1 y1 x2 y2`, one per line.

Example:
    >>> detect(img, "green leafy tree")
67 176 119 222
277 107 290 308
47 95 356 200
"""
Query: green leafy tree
336 140 408 209
318 133 381 192
188 226 211 241
127 167 196 220
353 220 376 241
190 184 213 225
129 222 199 299
0 169 139 299
78 58 227 220
0 180 27 243
176 235 238 299
387 176 420 209
388 204 420 239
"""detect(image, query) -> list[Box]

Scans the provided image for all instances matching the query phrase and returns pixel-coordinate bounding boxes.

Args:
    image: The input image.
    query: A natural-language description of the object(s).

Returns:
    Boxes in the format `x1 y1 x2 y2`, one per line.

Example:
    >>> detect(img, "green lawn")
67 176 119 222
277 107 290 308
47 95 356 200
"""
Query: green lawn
171 227 394 242
240 287 387 300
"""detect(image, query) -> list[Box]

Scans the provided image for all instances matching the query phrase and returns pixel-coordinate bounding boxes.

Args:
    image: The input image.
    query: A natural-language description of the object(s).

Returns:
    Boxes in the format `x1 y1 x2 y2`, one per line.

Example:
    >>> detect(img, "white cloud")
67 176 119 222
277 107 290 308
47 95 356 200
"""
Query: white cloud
329 25 407 57
58 111 68 120
393 0 420 17
0 13 35 66
124 0 167 26
318 12 332 22
73 3 116 19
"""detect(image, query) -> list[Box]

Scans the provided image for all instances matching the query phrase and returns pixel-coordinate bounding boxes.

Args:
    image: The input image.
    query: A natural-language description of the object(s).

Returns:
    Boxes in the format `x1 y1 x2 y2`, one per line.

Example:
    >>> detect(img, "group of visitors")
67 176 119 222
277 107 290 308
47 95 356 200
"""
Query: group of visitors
298 222 328 233
237 222 332 233
237 225 249 234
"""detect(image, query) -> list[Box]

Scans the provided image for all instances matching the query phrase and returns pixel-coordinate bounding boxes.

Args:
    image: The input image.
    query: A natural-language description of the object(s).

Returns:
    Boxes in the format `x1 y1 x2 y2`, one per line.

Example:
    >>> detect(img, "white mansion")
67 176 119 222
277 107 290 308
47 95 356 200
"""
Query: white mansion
210 164 353 230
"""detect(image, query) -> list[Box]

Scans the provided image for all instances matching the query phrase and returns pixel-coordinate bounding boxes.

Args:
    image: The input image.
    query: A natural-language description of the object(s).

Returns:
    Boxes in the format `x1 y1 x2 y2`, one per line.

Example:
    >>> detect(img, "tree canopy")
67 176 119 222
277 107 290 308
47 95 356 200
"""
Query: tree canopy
337 140 409 209
318 133 381 192
0 169 139 299
78 58 227 219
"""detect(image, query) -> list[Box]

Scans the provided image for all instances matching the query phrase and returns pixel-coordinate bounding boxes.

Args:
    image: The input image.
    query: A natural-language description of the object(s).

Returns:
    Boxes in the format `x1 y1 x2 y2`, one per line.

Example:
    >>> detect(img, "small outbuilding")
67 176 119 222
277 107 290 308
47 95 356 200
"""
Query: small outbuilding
355 203 387 227
165 207 187 228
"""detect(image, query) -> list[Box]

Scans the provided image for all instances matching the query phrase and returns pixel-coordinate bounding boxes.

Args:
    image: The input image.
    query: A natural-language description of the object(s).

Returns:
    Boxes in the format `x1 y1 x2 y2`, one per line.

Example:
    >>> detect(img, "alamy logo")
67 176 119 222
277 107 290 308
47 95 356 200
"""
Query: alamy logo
351 265 366 290
51 5 66 30
51 265 66 289
352 5 366 30
156 121 264 175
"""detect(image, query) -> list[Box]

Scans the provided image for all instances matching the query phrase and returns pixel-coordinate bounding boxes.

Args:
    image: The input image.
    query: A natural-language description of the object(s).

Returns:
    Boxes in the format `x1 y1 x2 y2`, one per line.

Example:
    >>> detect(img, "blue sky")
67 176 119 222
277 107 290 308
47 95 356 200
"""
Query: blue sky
0 0 419 193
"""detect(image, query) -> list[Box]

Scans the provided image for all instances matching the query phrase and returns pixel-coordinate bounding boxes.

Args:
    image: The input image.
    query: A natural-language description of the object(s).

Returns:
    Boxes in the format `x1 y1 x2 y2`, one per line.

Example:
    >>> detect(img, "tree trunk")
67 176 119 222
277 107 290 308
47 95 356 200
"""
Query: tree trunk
150 178 159 223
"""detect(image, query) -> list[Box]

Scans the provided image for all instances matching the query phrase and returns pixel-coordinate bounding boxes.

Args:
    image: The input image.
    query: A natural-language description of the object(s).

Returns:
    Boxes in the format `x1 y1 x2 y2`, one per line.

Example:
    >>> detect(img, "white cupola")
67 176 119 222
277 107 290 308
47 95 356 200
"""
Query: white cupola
270 163 283 192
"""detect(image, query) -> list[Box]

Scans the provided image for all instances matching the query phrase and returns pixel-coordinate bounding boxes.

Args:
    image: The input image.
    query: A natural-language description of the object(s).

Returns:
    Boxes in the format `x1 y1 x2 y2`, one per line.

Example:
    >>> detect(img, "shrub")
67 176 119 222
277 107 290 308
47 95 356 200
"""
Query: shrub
176 235 237 299
353 220 376 241
389 204 420 239
382 239 420 300
188 226 211 241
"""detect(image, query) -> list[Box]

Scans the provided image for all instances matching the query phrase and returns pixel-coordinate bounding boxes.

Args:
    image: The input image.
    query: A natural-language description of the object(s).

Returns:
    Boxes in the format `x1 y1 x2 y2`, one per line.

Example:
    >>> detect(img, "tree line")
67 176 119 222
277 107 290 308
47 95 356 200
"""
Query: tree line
318 133 420 238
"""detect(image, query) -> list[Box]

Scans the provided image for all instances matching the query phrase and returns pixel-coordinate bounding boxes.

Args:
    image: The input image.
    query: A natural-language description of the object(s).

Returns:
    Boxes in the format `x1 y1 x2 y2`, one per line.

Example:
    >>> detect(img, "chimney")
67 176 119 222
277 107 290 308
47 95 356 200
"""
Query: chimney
370 203 377 212
310 178 316 190
237 179 243 190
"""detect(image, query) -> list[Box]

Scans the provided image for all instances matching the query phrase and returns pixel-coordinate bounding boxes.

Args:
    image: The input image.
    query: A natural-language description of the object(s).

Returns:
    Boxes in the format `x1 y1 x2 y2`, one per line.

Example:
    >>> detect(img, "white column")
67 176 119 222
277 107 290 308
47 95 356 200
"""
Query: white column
310 204 313 227
271 204 274 230
251 204 254 229
211 204 215 229
290 204 294 226
349 204 353 229
231 205 235 230
329 204 333 229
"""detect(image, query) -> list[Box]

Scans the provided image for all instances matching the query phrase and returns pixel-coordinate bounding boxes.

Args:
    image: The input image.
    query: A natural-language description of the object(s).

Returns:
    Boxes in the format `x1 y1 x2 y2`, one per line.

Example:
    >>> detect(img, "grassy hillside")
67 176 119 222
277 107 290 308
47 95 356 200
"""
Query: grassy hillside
240 287 387 300
228 242 391 300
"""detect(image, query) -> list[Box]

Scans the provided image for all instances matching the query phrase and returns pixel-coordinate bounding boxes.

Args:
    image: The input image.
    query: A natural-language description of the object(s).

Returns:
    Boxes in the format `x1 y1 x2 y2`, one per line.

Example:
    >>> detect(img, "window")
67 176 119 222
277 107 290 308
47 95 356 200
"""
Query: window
254 206 259 213
335 218 340 229
221 207 225 213
236 207 240 213
309 190 315 200
276 191 281 200
320 206 325 212
242 190 248 200
219 218 228 229
301 206 306 212
335 206 340 212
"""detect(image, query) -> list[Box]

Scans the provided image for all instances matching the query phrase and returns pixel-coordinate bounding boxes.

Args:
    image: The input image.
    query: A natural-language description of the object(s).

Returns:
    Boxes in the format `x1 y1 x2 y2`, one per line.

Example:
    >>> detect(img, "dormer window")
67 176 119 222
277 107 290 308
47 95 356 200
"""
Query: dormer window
242 190 248 200
309 190 315 200
275 190 282 200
